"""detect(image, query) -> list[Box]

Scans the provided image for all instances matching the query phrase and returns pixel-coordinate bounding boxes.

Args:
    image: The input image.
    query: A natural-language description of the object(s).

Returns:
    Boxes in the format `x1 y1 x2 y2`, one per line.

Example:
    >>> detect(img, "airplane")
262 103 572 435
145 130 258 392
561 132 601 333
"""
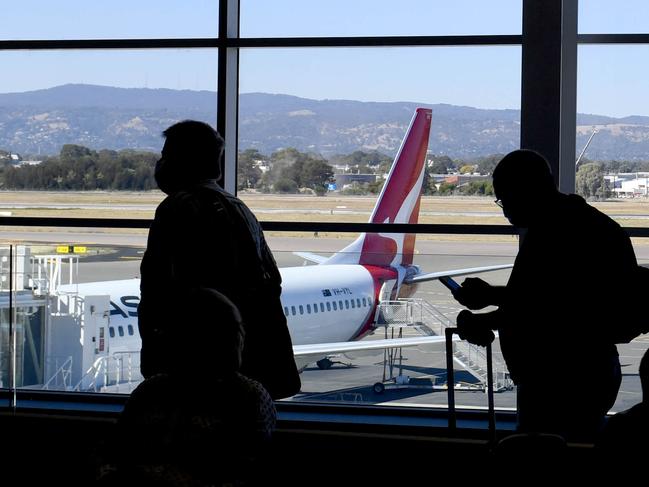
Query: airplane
57 108 511 385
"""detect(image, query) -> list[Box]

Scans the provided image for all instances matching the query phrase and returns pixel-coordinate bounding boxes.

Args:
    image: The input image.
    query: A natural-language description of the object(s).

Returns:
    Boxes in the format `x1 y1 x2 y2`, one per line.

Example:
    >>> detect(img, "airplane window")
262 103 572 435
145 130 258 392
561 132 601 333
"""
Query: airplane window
291 306 296 316
339 300 343 310
299 305 304 315
313 303 318 313
345 300 349 309
109 327 115 338
326 302 331 311
357 298 361 307
284 306 289 316
351 299 355 309
307 304 311 314
320 303 325 312
118 326 124 337
333 302 337 311
127 325 134 335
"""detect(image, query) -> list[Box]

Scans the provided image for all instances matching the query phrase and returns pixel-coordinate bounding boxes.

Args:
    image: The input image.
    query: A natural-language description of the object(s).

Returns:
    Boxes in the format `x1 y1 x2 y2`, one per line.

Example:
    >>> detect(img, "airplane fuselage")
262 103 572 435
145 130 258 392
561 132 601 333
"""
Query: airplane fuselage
65 263 389 355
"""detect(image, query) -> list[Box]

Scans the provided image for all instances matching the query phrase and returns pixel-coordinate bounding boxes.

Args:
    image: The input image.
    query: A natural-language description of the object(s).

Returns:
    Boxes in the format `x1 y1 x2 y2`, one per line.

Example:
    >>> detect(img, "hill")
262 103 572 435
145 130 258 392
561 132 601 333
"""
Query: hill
0 84 648 160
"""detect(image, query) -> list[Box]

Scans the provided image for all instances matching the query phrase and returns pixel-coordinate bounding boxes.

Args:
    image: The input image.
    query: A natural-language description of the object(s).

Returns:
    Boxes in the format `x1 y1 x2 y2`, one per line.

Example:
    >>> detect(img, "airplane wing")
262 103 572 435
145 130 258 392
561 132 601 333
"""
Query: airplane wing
293 251 329 264
404 264 513 284
293 335 451 356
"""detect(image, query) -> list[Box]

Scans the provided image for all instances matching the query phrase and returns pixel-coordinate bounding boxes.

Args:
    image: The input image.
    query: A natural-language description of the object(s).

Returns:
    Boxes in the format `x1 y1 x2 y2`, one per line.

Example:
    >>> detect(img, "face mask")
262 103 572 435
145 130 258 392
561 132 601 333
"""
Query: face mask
154 157 188 195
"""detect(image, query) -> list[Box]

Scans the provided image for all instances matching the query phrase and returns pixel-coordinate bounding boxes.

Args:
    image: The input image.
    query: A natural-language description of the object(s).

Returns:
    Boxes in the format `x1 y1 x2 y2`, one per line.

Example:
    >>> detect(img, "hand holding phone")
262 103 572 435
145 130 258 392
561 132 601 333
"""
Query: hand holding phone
439 276 460 292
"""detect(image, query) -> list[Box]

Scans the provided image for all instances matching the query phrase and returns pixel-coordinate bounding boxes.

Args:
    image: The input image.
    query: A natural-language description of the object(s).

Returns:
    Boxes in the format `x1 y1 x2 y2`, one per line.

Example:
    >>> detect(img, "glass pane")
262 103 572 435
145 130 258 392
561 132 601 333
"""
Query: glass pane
8 242 146 393
270 236 515 411
241 0 522 37
239 47 521 209
5 233 648 414
614 241 649 413
0 248 14 390
2 1 218 40
577 45 649 211
579 0 649 34
6 235 519 416
0 49 217 193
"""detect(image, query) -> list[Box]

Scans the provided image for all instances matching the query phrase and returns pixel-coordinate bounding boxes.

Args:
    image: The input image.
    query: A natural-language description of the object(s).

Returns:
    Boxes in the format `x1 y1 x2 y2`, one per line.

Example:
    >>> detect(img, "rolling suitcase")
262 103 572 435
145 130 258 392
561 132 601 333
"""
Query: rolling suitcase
445 327 497 445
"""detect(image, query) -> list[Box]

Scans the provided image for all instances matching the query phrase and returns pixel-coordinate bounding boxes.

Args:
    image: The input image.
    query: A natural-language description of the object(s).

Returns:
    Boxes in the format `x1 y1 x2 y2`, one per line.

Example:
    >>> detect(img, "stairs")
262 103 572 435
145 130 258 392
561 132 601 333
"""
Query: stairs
376 298 513 391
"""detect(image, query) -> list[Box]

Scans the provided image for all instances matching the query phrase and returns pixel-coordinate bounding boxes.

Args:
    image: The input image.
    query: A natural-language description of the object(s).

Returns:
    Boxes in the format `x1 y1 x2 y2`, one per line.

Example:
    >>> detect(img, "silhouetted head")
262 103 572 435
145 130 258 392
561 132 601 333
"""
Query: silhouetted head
640 349 649 400
492 150 558 228
155 120 224 194
175 287 245 376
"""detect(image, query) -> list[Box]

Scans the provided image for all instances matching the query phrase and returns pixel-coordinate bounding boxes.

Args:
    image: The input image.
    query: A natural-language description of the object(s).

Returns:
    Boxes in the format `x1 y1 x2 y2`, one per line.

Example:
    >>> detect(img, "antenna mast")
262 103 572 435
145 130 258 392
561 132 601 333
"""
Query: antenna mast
576 128 598 168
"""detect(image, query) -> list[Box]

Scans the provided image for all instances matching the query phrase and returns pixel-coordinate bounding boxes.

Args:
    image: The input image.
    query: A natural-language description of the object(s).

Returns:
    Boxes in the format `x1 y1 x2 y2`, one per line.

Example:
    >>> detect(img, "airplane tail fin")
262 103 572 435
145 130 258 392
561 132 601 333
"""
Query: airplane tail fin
324 108 432 267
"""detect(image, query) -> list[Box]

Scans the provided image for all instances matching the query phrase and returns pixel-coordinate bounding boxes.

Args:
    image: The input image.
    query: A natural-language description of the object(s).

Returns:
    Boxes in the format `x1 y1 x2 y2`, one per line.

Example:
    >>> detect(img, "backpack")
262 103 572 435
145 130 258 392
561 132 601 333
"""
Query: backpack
612 265 649 344
195 183 301 399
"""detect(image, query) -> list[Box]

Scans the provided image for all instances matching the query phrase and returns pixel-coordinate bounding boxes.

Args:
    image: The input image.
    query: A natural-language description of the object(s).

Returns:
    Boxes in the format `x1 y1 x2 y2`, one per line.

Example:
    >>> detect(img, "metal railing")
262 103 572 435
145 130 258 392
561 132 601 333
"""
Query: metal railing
377 298 513 392
74 351 142 393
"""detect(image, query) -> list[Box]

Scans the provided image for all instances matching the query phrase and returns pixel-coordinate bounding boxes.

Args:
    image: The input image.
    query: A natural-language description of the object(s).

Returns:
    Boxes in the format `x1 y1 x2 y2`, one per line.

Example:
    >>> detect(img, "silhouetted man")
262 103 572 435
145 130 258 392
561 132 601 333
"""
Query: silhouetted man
138 120 300 400
452 149 637 440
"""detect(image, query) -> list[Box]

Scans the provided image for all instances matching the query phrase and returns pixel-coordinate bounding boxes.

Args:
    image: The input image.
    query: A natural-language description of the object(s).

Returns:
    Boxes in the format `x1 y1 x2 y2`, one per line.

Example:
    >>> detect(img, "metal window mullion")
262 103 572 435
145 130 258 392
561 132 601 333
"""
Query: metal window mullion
218 0 240 194
578 33 649 44
231 34 522 49
0 38 221 50
559 1 578 193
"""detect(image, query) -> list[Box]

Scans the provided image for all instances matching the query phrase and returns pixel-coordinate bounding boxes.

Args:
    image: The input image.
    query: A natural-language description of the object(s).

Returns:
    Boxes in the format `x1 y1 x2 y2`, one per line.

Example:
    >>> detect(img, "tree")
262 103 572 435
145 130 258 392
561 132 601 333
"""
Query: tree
459 164 476 175
367 179 385 194
460 180 494 196
274 178 298 193
334 150 391 167
238 149 265 190
576 163 606 199
301 159 334 194
428 155 455 174
59 144 94 163
476 154 504 175
422 164 438 195
438 182 457 195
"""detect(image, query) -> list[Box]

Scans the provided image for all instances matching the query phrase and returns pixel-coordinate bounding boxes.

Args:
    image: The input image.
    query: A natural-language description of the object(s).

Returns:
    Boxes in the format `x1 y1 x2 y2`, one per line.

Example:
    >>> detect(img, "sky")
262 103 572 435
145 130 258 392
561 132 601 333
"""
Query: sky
1 1 649 118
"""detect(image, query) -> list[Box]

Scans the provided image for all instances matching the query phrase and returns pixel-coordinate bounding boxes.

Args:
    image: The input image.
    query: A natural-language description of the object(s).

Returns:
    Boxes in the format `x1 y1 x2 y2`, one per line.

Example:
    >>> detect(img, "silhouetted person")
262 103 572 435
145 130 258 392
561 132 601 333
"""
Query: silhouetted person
99 287 276 486
597 348 649 462
139 120 300 400
452 149 637 441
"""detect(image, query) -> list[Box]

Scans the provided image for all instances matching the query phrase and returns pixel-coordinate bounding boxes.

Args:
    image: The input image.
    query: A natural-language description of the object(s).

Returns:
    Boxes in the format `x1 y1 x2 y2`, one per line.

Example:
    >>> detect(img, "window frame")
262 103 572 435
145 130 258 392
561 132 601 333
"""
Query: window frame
2 0 648 431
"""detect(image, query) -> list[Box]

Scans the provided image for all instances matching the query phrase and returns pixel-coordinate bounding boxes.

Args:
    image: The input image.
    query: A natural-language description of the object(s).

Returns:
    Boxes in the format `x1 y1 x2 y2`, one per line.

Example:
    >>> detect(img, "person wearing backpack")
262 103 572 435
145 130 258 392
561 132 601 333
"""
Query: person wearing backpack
138 120 301 400
451 149 638 441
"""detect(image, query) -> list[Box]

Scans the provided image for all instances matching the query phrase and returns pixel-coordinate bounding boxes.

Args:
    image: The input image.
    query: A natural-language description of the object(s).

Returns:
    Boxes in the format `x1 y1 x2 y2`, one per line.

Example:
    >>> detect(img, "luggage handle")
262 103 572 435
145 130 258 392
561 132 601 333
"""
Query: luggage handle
445 327 496 444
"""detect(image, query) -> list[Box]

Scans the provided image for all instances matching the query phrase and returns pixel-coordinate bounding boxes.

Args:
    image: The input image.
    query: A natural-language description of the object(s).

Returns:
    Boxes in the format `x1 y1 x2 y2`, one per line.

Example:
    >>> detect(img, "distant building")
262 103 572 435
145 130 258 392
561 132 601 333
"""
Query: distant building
438 174 490 187
605 173 649 197
333 173 376 189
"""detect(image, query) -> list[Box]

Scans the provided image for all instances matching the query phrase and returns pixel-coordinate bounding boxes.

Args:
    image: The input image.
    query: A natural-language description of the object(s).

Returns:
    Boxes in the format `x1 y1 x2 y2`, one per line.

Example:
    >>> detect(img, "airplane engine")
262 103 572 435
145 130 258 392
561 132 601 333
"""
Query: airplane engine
397 265 420 298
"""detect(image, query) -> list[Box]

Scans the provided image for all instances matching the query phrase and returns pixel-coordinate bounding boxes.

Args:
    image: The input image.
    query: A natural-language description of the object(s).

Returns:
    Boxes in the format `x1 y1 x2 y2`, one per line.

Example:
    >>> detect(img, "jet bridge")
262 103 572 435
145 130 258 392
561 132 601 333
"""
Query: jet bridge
0 248 140 393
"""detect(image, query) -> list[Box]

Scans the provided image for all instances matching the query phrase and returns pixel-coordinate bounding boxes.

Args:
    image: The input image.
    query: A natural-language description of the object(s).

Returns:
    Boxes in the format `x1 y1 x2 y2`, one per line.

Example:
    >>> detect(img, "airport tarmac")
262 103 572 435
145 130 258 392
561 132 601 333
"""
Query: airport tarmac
8 234 645 415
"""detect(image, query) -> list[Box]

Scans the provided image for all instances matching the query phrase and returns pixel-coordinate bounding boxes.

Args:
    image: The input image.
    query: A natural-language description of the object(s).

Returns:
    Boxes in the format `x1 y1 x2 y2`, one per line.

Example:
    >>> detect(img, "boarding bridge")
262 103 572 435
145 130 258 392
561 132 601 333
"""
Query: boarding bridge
14 252 143 392
0 246 52 390
376 298 513 392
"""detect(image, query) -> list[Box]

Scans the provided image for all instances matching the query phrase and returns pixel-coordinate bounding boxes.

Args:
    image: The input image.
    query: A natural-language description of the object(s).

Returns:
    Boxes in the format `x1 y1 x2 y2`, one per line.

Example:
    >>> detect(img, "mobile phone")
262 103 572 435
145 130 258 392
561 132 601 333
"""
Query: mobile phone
439 276 461 292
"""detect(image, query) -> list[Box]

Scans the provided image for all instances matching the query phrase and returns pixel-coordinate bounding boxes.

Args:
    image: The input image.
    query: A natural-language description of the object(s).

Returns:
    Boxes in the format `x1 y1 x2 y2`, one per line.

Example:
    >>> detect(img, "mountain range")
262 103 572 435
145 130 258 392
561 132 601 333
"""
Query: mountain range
1 84 648 161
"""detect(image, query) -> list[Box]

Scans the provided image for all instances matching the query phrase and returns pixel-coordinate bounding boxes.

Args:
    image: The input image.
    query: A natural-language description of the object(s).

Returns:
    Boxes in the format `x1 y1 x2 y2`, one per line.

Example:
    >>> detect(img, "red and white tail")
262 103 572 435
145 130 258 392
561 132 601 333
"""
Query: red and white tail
324 108 432 268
